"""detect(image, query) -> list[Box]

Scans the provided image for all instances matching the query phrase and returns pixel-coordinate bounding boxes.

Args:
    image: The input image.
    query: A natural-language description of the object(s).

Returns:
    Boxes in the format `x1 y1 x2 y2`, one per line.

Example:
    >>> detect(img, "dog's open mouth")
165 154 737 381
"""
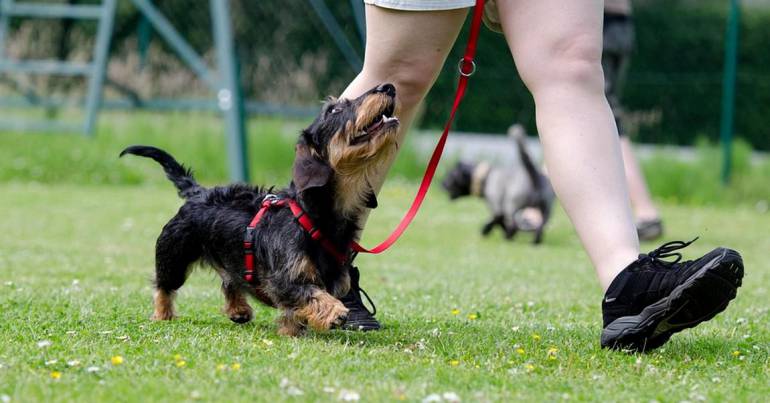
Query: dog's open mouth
352 102 398 145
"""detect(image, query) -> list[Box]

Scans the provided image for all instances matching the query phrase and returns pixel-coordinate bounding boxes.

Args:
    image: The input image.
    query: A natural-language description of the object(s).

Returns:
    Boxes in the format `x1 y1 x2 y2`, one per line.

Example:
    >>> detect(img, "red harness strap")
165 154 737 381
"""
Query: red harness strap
351 0 484 255
243 196 348 285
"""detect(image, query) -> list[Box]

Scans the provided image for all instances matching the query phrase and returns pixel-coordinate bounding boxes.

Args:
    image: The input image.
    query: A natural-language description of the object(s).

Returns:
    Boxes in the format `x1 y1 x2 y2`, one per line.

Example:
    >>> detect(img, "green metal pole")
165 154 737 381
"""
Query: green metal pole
211 0 249 182
720 0 741 184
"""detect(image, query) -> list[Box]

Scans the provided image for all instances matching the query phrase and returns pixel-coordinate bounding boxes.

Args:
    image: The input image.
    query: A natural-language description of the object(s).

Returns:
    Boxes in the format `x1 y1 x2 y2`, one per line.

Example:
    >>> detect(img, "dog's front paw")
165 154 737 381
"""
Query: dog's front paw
151 311 175 321
299 292 349 331
277 311 306 337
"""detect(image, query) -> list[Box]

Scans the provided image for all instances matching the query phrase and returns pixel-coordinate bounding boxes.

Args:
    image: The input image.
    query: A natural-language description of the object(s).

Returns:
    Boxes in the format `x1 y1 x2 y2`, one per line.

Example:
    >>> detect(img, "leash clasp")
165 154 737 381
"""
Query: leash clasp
458 58 477 77
261 194 282 207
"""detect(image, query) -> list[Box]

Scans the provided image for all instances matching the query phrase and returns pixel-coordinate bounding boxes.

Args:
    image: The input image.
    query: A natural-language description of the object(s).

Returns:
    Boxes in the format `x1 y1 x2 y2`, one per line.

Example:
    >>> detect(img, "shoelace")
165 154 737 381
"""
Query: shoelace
647 237 699 265
356 286 377 316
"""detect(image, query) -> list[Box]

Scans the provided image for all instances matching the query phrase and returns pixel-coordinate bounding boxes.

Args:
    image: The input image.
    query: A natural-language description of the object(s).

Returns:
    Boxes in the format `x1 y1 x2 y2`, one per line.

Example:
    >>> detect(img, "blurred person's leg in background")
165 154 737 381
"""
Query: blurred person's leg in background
603 5 663 241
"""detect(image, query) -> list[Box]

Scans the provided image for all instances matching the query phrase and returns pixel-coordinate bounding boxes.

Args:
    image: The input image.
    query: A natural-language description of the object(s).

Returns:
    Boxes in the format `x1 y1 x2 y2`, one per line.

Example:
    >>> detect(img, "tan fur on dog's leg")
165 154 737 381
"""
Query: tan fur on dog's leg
222 286 253 324
277 310 306 337
151 289 176 320
295 289 349 331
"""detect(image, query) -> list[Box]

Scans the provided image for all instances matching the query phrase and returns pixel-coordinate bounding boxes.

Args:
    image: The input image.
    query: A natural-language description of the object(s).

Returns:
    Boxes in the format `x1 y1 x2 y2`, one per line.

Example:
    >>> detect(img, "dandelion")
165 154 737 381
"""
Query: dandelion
524 363 535 373
547 347 558 360
515 348 525 355
449 359 460 367
451 308 460 315
50 371 62 380
231 363 241 371
732 350 741 357
532 333 541 341
176 360 186 368
111 356 124 366
467 313 478 320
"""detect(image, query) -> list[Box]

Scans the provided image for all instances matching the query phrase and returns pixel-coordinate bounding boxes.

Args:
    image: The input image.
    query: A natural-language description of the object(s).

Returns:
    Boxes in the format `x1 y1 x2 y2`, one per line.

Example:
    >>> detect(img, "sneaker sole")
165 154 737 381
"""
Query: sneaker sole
601 248 743 352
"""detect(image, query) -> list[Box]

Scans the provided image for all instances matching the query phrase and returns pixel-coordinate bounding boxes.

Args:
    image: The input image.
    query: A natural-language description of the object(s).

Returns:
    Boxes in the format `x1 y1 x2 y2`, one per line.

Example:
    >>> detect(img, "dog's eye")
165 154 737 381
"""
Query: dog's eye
329 107 342 115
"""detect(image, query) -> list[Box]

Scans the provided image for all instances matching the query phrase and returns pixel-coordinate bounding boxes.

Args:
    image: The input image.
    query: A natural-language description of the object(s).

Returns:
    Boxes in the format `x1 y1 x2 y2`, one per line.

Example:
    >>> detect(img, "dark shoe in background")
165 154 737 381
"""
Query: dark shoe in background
637 219 664 241
601 239 743 352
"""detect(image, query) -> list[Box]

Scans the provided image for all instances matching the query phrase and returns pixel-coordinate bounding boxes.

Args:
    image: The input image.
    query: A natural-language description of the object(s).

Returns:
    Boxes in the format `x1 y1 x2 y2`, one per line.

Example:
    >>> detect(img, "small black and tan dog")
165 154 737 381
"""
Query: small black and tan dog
120 83 399 336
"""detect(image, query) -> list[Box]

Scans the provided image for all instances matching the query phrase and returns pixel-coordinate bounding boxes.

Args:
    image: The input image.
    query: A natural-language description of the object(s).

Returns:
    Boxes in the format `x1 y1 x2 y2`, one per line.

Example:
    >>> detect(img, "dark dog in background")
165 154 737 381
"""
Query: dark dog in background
120 83 399 336
442 124 554 244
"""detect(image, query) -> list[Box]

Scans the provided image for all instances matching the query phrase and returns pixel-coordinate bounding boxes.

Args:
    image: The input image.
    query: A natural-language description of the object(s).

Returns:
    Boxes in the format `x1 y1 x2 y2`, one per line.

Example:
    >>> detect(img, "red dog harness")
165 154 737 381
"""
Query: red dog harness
243 195 350 284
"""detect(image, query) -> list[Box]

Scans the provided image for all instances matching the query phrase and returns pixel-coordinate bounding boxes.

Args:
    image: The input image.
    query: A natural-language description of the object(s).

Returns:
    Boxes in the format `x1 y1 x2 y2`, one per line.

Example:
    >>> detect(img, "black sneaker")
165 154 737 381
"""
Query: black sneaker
339 265 381 331
637 219 664 241
601 238 743 352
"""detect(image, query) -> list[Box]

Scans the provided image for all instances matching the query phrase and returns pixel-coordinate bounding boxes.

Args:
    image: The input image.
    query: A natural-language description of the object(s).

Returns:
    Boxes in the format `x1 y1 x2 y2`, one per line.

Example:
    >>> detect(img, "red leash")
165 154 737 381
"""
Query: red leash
352 0 485 255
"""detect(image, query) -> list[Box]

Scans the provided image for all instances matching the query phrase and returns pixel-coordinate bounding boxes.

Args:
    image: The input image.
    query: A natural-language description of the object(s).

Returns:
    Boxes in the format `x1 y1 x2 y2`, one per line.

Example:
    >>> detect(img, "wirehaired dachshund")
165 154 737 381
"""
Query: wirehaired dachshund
120 83 399 336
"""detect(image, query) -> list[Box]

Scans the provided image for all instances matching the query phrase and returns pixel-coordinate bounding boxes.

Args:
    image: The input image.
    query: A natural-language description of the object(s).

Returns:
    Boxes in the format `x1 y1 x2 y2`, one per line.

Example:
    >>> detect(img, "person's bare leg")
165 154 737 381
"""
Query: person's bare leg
497 0 639 290
619 136 660 221
339 5 467 231
337 5 468 331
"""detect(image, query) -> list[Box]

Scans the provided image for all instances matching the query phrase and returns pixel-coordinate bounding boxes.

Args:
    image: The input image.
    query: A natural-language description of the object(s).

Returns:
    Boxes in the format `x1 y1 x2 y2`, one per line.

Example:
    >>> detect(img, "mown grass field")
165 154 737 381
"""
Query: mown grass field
1 112 769 402
1 180 768 402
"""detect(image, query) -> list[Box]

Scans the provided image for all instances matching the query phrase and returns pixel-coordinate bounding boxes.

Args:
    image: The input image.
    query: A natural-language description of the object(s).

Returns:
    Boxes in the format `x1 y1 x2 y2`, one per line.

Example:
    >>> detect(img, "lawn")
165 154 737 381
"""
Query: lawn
1 178 768 402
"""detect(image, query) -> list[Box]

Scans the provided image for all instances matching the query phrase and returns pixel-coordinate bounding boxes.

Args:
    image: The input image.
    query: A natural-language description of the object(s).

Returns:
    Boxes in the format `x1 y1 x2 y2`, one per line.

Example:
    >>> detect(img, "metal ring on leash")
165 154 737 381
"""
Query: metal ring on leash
458 58 477 77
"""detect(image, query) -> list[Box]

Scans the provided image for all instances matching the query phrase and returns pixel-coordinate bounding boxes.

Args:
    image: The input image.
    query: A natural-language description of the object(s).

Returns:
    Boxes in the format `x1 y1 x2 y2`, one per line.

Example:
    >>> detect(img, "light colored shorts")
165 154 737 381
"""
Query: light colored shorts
363 0 503 32
363 0 475 11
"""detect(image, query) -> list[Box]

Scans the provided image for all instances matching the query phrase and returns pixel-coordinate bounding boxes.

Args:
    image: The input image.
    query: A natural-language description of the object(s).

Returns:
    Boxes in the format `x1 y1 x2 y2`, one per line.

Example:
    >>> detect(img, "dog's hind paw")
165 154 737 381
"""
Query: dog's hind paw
228 310 253 324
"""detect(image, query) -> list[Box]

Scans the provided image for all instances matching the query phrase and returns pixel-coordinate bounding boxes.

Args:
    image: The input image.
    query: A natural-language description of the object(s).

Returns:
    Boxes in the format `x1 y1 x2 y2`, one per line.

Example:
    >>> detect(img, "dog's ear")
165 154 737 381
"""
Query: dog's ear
292 143 332 193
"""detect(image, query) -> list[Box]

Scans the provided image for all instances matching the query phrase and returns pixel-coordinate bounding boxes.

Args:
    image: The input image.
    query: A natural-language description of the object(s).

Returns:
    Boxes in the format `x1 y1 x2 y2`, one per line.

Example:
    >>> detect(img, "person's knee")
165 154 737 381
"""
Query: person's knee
362 57 441 111
518 33 604 94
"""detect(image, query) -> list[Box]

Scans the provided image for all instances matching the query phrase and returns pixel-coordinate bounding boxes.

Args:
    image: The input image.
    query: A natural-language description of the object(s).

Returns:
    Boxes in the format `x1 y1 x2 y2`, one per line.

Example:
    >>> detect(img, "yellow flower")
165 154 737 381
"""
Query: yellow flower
532 334 541 341
111 355 124 365
50 371 62 379
449 359 460 367
547 347 558 359
732 350 741 357
516 348 525 355
451 309 460 315
525 364 535 372
176 360 186 368
467 313 478 320
231 363 241 371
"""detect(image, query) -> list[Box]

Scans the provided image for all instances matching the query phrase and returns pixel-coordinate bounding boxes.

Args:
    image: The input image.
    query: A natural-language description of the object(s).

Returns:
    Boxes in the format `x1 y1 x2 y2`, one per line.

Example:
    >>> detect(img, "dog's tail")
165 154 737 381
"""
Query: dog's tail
119 145 201 198
508 124 542 188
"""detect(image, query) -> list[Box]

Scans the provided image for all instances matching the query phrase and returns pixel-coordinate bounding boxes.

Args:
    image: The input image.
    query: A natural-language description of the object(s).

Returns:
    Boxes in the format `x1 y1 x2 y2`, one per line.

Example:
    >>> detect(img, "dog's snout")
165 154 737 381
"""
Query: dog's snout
375 83 396 97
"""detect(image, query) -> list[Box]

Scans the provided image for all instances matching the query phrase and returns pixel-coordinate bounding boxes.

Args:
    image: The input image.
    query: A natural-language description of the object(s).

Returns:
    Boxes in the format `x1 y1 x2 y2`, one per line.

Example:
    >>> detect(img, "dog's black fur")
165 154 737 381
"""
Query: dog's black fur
120 83 399 336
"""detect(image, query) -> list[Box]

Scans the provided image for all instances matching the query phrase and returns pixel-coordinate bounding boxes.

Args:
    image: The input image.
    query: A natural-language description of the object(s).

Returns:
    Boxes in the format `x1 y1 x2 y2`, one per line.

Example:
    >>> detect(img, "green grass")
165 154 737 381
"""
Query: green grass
1 111 769 207
1 181 768 402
